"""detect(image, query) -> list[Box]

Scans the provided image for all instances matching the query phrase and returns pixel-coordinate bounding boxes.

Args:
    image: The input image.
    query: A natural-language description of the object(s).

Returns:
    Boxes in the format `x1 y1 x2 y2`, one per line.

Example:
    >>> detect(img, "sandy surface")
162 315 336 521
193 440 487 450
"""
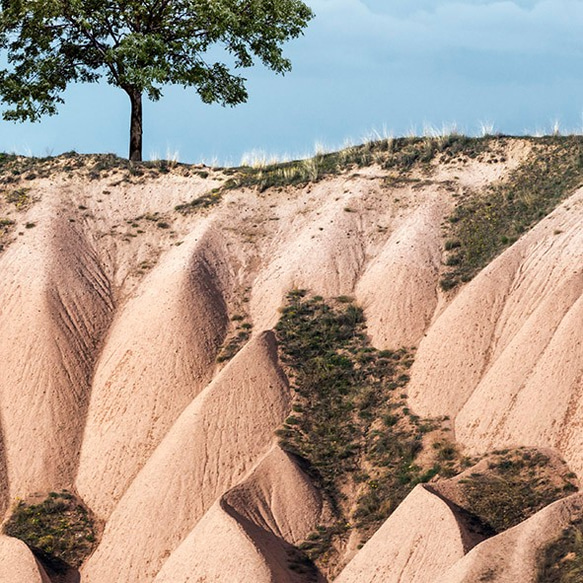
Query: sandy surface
408 188 583 476
335 484 469 583
0 142 580 581
0 535 51 583
435 493 583 582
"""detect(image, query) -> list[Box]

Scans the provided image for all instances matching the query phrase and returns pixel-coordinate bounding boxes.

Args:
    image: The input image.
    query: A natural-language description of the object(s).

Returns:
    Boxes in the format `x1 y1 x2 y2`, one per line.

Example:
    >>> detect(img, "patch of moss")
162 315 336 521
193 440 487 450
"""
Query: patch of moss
3 491 97 572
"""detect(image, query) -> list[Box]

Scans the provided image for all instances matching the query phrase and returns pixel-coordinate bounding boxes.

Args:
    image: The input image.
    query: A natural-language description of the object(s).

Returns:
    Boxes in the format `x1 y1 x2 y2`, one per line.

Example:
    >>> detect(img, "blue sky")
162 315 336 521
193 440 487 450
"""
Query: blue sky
1 0 583 164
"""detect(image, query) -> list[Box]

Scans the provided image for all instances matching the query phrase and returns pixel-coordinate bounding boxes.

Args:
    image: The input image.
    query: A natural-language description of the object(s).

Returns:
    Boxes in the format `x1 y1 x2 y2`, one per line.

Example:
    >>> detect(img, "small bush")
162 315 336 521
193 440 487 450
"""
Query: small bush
3 491 97 571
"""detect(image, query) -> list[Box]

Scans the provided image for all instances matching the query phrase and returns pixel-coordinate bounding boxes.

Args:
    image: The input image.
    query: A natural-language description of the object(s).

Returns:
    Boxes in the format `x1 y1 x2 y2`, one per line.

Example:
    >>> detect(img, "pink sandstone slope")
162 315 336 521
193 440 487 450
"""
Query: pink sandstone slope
249 182 368 332
435 493 583 583
355 199 448 348
1 143 581 581
408 188 583 475
335 484 474 583
154 445 326 582
0 205 112 501
81 331 291 583
0 535 51 583
75 220 230 517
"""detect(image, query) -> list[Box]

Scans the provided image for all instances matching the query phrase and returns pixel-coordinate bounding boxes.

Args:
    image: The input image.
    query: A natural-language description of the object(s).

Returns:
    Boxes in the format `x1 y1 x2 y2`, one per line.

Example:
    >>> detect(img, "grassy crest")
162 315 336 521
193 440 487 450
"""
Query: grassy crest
441 136 583 289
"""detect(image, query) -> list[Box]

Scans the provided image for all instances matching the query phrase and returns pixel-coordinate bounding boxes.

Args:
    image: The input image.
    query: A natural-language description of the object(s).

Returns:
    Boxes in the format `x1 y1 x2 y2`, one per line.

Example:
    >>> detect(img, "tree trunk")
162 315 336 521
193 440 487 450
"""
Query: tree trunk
128 88 143 162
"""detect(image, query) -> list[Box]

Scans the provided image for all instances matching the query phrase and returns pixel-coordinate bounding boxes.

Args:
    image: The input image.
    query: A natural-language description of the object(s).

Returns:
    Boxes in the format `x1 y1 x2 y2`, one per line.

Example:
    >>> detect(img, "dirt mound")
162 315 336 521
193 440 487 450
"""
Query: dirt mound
76 220 230 518
435 493 583 583
408 187 583 476
335 484 472 583
355 198 449 348
81 331 291 582
0 535 50 583
154 445 326 582
0 206 112 501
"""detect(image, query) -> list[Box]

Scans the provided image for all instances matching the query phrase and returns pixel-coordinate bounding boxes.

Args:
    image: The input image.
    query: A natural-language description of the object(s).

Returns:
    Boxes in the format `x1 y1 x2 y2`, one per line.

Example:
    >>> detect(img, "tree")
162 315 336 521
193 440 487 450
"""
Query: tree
0 0 313 161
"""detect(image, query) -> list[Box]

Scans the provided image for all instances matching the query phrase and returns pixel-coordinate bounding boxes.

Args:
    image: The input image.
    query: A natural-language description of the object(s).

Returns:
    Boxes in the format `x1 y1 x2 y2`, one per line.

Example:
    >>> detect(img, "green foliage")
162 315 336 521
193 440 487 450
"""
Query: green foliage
298 522 350 561
5 187 30 208
3 491 97 572
441 136 583 289
537 520 583 583
275 292 460 558
460 449 578 534
216 315 253 362
235 135 493 192
175 188 224 214
0 0 313 113
0 215 15 252
0 0 313 159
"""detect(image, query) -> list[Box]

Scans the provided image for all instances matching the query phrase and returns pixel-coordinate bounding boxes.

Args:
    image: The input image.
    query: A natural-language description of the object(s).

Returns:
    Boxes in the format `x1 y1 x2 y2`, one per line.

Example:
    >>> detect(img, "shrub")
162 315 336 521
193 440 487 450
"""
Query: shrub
460 450 578 533
274 292 461 558
3 491 97 572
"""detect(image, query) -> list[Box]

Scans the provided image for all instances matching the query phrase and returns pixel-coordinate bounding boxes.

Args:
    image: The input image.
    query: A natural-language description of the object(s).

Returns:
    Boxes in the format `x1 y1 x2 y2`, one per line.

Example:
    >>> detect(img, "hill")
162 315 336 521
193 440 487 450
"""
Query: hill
0 136 582 582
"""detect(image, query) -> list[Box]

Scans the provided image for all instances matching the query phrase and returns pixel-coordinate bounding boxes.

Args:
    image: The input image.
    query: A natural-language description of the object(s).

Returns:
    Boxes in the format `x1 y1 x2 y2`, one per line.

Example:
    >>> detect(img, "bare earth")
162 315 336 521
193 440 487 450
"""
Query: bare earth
0 140 581 581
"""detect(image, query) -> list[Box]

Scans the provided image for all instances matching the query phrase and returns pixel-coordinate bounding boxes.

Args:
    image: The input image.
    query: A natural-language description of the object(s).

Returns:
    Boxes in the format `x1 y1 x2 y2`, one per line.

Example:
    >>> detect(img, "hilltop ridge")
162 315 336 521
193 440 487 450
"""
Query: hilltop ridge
0 136 583 582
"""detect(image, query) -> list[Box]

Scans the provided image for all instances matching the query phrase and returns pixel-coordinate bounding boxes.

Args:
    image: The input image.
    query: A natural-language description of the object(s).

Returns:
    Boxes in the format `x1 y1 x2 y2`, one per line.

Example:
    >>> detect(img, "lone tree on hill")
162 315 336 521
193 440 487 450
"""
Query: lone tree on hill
0 0 313 161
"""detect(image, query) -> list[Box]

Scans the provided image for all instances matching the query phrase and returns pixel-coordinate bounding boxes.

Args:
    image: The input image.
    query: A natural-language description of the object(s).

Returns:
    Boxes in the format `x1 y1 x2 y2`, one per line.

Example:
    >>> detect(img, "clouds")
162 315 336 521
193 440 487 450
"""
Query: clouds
306 0 583 58
1 0 583 162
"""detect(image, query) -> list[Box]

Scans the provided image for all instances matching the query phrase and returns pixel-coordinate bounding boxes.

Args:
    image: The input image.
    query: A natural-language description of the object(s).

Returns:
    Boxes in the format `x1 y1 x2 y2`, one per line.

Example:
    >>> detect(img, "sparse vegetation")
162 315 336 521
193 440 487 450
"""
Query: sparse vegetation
175 188 224 214
0 216 15 252
537 519 583 583
216 315 253 362
460 449 578 533
3 491 97 572
441 136 583 289
274 294 579 571
5 187 30 208
233 134 493 192
275 291 462 561
0 152 201 187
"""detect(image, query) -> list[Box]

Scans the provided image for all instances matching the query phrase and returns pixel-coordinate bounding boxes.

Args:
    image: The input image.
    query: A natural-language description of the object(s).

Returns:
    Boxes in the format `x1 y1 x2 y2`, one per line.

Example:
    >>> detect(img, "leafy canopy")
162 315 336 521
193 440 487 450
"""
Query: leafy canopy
0 0 314 121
